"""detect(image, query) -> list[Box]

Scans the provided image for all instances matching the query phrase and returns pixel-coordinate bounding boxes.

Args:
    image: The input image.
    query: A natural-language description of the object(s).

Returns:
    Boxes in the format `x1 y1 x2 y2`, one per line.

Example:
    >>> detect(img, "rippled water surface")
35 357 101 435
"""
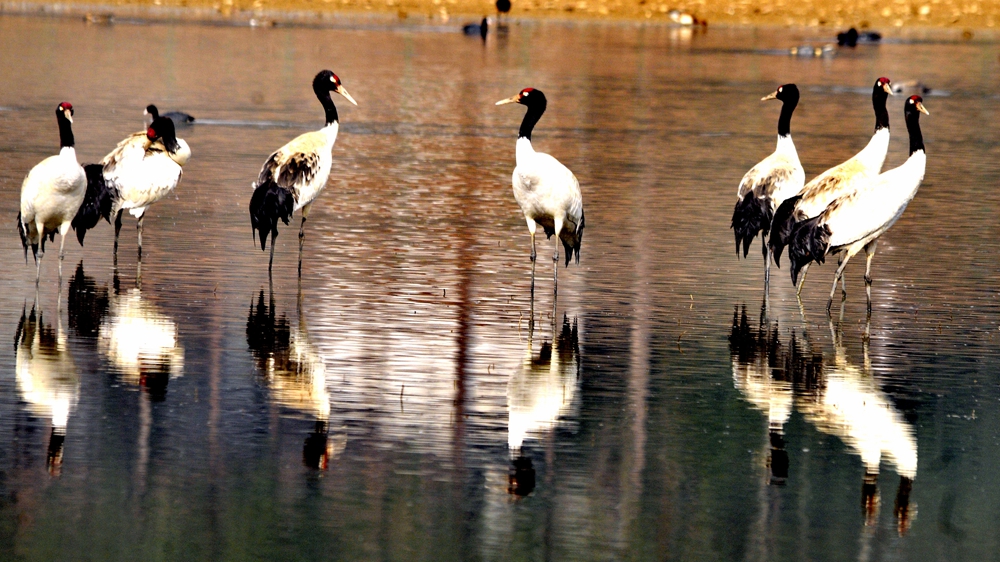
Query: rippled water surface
2 13 1000 560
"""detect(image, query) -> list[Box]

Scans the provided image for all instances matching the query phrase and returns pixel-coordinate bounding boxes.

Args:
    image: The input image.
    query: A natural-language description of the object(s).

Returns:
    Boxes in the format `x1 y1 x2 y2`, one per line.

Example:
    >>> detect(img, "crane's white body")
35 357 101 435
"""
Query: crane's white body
20 147 87 253
736 135 805 208
793 128 889 219
257 122 339 212
823 151 926 252
512 138 583 248
103 133 190 219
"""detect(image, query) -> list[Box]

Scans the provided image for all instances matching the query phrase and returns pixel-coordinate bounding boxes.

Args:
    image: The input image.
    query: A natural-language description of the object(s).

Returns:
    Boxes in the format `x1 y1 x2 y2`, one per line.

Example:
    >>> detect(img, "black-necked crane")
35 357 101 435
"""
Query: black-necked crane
496 88 585 300
17 102 87 286
731 84 805 293
144 104 195 127
73 113 191 263
249 70 357 276
769 77 894 294
788 96 929 313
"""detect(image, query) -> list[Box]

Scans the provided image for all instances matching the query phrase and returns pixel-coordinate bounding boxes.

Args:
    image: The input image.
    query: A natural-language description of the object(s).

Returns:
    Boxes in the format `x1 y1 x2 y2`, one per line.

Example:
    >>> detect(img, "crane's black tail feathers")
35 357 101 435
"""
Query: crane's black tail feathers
72 163 117 246
731 192 772 259
249 180 294 252
16 212 28 263
768 195 803 267
788 215 830 286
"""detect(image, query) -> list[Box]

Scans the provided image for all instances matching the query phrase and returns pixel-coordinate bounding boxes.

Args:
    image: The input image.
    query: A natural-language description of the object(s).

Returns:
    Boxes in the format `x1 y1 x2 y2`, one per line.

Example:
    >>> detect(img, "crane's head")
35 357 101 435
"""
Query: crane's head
56 102 74 123
875 77 894 96
761 84 799 104
314 70 358 106
147 116 180 154
144 104 159 119
906 95 930 116
495 87 547 109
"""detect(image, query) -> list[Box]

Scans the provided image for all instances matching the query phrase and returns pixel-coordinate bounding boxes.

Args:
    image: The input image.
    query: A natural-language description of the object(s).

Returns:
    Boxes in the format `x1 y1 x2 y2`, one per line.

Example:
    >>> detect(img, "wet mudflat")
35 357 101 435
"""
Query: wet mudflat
1 14 1000 560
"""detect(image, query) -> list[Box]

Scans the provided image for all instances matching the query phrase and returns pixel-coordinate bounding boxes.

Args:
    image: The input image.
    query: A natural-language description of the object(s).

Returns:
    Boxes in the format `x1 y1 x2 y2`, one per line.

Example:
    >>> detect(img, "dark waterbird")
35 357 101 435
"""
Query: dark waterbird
462 17 488 41
145 104 196 126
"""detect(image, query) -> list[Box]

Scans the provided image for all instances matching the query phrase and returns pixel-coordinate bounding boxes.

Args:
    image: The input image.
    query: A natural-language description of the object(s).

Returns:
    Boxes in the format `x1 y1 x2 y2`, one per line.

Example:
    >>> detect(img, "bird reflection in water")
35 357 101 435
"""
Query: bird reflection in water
506 314 580 497
246 287 344 470
730 303 916 535
15 303 80 476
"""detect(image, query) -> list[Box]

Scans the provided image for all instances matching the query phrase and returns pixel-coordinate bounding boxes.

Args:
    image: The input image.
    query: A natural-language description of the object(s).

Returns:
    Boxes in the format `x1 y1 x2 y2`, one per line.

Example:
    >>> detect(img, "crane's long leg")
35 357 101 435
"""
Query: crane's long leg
762 236 770 295
113 209 123 269
34 229 44 287
826 252 854 313
526 217 538 299
864 240 878 315
137 214 145 263
268 231 277 274
552 217 563 301
298 203 312 278
795 263 810 296
58 223 70 286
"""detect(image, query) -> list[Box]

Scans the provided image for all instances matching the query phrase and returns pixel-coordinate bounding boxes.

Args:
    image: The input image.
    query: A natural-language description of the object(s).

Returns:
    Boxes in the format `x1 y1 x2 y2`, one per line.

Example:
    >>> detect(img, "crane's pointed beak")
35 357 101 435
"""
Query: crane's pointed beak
495 94 520 106
883 82 895 95
336 85 358 106
761 91 779 102
63 109 74 123
916 101 929 115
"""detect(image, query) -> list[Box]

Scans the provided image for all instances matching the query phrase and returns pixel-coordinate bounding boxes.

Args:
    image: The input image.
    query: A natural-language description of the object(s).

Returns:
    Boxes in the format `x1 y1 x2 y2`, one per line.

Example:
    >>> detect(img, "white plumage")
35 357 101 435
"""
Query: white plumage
496 88 585 298
100 116 190 261
788 96 929 312
731 84 805 291
769 77 895 293
18 102 87 285
249 69 357 275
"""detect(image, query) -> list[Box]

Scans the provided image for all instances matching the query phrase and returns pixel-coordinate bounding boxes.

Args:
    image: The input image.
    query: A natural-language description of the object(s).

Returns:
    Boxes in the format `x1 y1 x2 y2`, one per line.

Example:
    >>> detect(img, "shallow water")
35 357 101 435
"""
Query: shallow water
2 14 1000 560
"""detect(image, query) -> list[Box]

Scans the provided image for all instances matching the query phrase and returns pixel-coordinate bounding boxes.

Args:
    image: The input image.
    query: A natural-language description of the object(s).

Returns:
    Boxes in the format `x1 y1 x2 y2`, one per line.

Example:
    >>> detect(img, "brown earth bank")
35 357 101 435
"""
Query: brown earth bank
2 0 1000 31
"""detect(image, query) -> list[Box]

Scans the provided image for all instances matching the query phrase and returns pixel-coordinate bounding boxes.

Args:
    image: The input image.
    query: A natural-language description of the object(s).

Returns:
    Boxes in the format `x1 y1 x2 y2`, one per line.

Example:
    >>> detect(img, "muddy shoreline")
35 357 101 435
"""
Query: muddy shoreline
3 0 1000 32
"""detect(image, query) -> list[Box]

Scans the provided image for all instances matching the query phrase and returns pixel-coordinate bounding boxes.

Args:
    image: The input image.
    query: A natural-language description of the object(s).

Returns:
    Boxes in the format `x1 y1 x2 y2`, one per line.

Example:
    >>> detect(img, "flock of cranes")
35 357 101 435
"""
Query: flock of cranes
17 71 585 308
733 77 929 313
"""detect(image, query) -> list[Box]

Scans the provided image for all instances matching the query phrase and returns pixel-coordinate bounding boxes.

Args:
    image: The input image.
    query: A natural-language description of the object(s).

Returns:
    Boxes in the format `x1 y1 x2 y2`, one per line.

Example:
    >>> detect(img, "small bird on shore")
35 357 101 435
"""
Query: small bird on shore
769 77 893 294
732 84 804 293
496 0 511 21
249 70 357 276
18 102 87 285
463 17 489 41
496 88 584 300
788 96 929 312
73 112 191 263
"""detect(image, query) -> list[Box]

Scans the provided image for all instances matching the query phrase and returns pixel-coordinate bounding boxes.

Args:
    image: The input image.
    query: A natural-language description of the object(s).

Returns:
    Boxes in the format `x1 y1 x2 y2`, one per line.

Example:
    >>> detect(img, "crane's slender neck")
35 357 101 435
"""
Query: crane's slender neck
518 102 546 141
316 88 338 126
872 88 890 132
58 115 74 148
777 97 797 138
905 109 924 156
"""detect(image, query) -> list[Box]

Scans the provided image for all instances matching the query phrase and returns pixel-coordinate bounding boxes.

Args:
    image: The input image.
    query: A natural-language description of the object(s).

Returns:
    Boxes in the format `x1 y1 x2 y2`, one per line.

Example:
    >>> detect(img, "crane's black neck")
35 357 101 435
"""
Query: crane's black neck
777 96 797 138
58 113 74 148
518 101 546 140
316 87 338 126
872 88 890 132
905 106 924 156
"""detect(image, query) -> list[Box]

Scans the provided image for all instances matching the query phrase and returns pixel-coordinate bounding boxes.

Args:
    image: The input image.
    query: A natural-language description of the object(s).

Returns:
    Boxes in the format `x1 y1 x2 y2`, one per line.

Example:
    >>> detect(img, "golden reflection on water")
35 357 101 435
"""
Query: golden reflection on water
730 304 917 535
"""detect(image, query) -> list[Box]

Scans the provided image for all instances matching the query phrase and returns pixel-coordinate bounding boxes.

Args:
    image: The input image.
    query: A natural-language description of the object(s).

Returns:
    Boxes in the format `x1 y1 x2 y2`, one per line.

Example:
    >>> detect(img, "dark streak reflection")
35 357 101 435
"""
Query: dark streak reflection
246 288 343 470
729 304 917 536
15 304 79 477
506 315 580 497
